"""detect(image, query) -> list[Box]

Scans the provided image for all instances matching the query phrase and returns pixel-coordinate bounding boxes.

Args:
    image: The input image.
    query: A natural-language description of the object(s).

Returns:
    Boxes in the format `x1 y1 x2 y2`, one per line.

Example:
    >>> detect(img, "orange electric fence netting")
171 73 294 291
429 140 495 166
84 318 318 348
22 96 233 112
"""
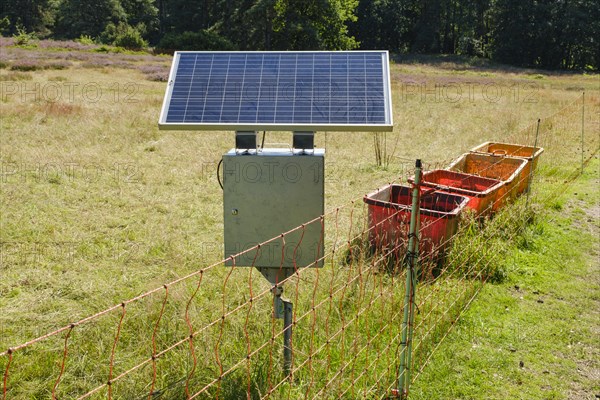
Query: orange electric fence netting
1 93 598 399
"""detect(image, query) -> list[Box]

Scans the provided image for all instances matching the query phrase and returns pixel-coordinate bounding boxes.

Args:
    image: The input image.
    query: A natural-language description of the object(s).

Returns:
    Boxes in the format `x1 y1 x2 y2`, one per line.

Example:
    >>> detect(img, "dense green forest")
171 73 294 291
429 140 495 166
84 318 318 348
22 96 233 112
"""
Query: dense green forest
1 0 598 70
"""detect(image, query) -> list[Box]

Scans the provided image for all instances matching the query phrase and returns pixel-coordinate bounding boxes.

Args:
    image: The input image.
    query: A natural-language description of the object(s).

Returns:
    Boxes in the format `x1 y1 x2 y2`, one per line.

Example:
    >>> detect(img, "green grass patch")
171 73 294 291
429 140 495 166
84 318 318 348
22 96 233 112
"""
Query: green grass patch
409 157 599 399
0 42 597 399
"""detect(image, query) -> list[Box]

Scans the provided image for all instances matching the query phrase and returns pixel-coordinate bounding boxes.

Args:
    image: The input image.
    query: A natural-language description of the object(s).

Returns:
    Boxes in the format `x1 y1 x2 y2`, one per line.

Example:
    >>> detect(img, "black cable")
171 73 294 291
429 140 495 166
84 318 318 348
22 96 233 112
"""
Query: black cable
261 131 266 149
217 158 224 190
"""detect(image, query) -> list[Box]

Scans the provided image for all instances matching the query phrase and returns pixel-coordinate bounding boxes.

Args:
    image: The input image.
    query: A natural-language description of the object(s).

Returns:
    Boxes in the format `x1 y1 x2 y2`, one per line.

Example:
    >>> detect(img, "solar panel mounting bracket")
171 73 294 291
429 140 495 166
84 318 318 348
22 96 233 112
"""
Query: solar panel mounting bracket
292 131 315 152
235 131 258 152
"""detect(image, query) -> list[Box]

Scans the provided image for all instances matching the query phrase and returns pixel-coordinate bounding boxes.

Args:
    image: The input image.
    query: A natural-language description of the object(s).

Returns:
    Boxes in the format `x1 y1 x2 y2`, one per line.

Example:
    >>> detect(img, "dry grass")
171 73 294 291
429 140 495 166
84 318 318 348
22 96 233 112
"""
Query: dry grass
0 43 598 398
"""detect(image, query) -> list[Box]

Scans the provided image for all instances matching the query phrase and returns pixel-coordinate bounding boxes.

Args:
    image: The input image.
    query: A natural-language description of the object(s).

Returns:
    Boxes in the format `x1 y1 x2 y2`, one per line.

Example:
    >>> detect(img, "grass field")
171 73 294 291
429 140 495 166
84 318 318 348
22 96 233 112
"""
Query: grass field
410 157 599 399
1 41 599 399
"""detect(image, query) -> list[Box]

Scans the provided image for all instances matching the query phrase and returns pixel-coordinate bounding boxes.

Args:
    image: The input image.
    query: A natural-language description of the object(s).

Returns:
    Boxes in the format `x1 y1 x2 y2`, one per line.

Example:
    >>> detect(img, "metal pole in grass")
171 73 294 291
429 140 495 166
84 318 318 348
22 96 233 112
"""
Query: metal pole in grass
581 92 585 173
283 299 293 377
405 192 421 396
396 159 422 398
526 119 541 209
274 287 293 378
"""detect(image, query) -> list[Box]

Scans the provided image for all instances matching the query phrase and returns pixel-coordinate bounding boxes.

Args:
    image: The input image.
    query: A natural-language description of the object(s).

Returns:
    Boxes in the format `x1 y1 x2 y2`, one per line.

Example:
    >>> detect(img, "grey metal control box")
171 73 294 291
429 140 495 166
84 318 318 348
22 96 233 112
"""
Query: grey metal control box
223 149 325 270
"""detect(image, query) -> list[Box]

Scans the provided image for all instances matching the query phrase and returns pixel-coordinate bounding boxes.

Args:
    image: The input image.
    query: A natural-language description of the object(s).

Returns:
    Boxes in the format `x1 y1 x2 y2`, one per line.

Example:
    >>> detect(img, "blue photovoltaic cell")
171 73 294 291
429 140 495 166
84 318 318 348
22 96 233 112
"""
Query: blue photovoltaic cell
159 51 392 131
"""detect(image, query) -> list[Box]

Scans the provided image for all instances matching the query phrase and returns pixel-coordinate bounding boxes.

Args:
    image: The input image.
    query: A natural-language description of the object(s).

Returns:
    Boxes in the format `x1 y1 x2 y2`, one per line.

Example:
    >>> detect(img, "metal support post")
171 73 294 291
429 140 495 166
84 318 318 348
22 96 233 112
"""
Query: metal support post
397 159 422 398
272 286 284 318
283 300 293 377
272 286 293 378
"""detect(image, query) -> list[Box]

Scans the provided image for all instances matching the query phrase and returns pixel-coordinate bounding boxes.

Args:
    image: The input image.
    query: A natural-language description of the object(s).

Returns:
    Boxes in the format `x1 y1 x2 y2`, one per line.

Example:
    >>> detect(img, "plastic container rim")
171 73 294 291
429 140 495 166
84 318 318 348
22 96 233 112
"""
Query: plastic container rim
363 184 470 217
469 141 545 161
408 169 505 198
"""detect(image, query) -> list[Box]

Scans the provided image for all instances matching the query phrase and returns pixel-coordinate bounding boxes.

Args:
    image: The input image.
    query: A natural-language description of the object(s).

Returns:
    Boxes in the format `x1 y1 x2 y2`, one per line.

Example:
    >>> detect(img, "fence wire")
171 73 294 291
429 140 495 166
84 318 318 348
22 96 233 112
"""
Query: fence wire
1 93 598 399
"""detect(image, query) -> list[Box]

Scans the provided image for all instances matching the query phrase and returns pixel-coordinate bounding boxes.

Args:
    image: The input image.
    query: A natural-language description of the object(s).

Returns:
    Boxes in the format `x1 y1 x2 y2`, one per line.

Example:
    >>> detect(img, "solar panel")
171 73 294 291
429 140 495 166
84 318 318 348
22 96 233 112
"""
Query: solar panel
158 51 393 132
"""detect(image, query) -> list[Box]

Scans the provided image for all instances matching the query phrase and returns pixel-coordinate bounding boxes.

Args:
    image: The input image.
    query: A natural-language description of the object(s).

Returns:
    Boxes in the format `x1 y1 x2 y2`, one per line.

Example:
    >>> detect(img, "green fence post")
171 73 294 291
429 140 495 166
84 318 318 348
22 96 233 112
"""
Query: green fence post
397 159 421 398
581 91 585 173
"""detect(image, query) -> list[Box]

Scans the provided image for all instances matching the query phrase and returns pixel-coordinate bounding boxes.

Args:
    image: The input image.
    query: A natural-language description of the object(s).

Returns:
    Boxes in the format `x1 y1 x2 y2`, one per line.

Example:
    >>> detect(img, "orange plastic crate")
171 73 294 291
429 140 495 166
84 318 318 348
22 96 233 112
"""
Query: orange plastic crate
470 142 544 194
447 153 527 211
409 170 504 216
363 184 469 259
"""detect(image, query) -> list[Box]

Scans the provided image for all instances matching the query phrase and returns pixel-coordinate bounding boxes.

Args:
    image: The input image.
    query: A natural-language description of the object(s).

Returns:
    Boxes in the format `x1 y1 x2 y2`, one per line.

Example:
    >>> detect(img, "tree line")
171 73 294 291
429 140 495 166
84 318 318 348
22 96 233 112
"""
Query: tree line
1 0 598 70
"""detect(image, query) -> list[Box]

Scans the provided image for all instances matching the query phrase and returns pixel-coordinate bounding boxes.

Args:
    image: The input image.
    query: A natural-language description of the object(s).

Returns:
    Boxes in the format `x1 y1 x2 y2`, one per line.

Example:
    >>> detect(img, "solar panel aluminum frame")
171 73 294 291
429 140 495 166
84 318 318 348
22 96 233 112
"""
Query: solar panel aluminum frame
158 51 394 132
